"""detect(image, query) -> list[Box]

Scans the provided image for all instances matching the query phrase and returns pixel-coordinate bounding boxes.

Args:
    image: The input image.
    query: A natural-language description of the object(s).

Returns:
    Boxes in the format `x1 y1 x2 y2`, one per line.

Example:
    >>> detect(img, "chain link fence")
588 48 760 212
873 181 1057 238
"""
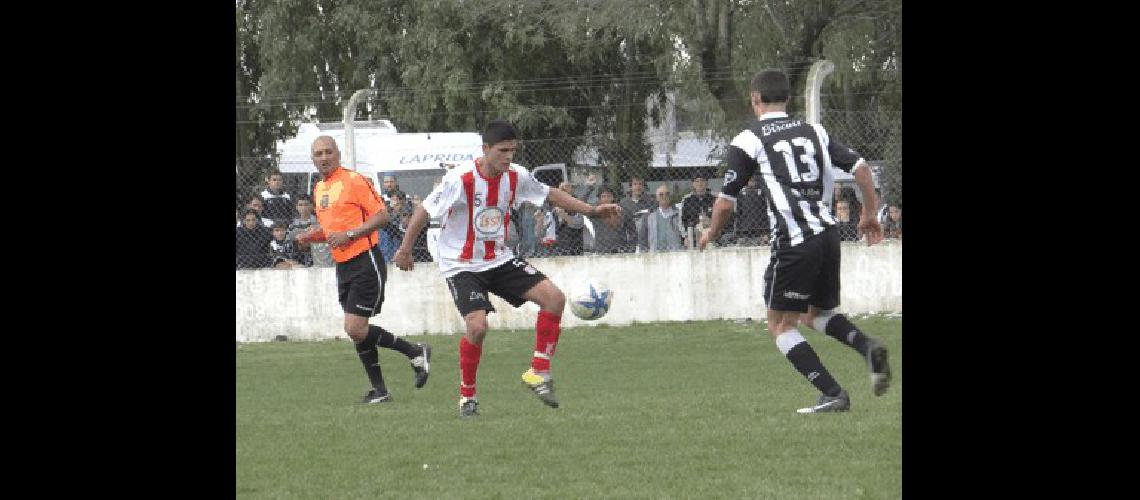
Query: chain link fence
236 109 900 269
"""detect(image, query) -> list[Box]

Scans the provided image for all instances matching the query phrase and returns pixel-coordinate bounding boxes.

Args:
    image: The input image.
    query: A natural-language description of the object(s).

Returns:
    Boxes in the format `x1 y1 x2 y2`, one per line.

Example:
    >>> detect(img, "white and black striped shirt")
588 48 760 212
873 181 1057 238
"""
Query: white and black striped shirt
720 112 864 248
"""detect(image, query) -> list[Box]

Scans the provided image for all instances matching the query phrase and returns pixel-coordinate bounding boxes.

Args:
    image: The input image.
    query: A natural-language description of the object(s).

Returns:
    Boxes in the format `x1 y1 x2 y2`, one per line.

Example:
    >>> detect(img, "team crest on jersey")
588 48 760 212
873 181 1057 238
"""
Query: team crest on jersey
320 194 329 209
473 207 504 236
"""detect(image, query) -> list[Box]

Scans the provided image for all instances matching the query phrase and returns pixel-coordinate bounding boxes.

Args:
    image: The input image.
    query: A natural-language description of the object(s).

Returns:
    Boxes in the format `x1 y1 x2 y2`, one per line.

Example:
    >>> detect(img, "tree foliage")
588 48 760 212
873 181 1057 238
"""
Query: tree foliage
237 0 901 200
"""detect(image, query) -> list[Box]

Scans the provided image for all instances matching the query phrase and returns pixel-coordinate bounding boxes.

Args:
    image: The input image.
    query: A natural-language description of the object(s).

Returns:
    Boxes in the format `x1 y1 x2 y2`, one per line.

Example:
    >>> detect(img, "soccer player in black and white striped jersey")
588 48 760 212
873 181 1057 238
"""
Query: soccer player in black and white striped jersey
698 69 892 414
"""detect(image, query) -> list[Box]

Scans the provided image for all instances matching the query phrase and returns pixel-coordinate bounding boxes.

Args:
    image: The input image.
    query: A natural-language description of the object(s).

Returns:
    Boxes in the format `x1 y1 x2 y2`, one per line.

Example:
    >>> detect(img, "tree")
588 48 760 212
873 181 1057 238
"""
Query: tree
235 0 901 202
236 0 677 183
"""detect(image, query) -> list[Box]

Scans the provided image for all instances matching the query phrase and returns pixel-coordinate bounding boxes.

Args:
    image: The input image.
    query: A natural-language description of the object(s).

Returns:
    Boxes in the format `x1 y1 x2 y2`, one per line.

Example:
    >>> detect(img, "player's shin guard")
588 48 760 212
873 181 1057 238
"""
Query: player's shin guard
459 336 482 398
355 328 387 391
372 325 422 359
776 329 842 397
531 311 561 375
813 310 870 357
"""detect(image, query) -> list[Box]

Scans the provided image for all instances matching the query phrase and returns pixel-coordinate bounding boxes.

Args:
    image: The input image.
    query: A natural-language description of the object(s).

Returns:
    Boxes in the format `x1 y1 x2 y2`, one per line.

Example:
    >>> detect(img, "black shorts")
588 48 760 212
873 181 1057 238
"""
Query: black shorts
445 257 547 317
763 226 841 313
336 245 387 317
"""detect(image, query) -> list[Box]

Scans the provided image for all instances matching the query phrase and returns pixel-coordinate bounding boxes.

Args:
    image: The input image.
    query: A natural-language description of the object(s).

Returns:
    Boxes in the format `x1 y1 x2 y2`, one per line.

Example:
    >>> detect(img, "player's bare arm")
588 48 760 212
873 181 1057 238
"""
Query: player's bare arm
546 186 622 218
851 161 883 246
698 197 735 250
393 205 430 271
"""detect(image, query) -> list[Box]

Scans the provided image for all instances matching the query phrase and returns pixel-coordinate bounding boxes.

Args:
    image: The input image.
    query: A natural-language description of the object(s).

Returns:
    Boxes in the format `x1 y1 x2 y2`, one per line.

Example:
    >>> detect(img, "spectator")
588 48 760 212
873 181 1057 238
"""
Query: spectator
287 195 332 267
236 209 272 269
883 204 902 239
551 181 584 256
242 196 274 228
377 221 402 263
404 209 432 262
680 176 716 244
381 173 405 205
834 182 862 219
619 176 655 252
735 176 769 246
236 186 247 215
532 204 558 257
386 206 426 262
390 191 413 221
574 171 601 205
834 200 861 242
637 185 685 252
270 222 306 269
513 202 540 258
260 171 294 225
588 187 628 253
379 191 407 249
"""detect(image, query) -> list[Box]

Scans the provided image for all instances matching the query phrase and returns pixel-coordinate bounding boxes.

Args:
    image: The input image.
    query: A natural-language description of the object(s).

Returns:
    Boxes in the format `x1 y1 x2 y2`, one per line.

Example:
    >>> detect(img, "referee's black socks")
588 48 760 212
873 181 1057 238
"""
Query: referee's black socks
371 325 422 359
355 328 387 392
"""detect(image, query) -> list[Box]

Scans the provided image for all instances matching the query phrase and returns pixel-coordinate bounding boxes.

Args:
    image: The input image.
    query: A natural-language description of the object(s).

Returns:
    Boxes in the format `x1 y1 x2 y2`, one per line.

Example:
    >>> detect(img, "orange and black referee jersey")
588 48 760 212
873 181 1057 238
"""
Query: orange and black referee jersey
312 166 387 263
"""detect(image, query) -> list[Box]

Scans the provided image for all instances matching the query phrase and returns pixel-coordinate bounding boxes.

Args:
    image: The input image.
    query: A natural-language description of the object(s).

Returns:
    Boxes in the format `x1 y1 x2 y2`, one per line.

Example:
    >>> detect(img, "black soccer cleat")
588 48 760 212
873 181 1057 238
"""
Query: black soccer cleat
361 388 392 404
459 397 479 418
796 389 851 414
866 339 892 397
411 343 432 389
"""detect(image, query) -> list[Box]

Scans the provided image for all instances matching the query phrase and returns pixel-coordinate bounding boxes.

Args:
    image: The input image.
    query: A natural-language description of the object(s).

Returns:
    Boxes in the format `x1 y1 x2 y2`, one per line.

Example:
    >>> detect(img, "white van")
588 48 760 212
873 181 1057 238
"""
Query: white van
276 121 483 199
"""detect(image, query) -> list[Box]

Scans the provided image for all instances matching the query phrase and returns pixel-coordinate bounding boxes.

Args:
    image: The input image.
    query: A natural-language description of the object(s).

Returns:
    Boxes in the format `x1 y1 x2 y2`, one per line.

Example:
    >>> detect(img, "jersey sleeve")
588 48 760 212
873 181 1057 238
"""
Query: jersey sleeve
422 171 464 219
352 173 385 217
817 124 863 173
512 165 551 208
721 130 761 200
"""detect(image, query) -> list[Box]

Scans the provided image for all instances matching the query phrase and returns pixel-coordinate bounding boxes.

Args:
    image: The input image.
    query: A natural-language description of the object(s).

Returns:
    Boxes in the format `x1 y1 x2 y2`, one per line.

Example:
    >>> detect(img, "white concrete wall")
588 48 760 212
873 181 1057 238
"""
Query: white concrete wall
236 241 901 342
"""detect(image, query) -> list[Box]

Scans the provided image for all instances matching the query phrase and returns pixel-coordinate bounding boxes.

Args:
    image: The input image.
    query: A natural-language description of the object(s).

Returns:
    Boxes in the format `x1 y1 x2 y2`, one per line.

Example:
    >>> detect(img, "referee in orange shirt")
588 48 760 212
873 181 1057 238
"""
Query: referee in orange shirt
297 135 431 404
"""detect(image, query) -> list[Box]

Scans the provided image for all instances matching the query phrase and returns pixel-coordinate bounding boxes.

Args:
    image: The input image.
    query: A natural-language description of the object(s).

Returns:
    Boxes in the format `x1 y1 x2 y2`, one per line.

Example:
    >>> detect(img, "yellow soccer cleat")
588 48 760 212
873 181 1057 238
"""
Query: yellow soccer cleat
521 369 559 409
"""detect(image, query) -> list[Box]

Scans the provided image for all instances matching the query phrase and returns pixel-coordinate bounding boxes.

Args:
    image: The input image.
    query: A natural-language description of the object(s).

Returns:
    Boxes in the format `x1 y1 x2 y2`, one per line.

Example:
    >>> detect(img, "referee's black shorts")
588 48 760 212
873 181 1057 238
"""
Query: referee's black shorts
336 245 387 317
763 226 841 313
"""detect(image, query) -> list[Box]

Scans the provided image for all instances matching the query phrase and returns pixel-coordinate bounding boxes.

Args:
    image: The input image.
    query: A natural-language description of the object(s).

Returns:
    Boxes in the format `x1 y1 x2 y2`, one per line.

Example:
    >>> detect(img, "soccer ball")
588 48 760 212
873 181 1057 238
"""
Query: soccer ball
568 279 613 321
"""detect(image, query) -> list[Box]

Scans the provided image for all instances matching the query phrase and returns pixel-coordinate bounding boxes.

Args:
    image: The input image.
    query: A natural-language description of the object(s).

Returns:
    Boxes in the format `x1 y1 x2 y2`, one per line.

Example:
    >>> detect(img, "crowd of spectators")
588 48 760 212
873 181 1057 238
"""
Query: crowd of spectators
239 169 900 269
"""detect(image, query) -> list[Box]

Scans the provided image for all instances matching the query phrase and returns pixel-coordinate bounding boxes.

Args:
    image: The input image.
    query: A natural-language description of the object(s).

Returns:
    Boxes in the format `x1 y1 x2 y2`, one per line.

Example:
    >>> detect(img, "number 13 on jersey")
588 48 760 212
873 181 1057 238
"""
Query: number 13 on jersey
773 137 820 183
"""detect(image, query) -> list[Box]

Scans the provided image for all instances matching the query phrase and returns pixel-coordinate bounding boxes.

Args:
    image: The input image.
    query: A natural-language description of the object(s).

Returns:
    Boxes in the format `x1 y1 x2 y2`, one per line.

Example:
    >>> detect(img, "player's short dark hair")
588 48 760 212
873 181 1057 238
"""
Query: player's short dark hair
266 171 283 179
272 221 289 230
242 209 259 220
599 186 615 198
295 194 311 203
750 69 791 103
482 120 518 146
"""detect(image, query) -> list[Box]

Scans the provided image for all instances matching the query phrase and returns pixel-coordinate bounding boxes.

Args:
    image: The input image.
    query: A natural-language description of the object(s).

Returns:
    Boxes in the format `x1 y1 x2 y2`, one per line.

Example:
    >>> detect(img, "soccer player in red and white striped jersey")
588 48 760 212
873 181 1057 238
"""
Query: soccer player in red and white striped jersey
393 120 622 417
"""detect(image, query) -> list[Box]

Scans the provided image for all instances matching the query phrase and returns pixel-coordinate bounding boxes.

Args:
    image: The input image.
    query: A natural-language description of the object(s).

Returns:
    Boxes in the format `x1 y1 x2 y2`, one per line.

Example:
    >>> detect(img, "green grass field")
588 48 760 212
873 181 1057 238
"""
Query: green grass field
237 315 901 499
